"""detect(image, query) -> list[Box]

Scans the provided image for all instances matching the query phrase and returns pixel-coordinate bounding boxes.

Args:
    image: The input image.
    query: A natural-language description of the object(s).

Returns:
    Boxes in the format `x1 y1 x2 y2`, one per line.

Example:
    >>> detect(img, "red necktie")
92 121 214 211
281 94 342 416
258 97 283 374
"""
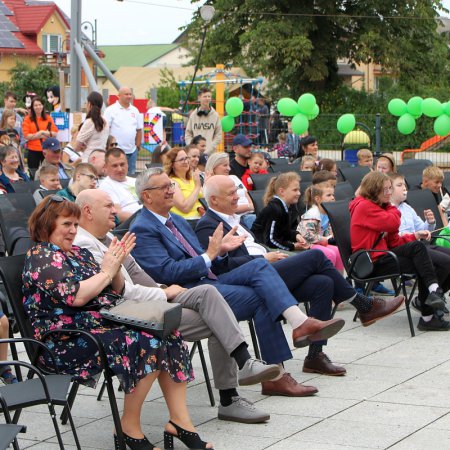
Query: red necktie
165 218 217 280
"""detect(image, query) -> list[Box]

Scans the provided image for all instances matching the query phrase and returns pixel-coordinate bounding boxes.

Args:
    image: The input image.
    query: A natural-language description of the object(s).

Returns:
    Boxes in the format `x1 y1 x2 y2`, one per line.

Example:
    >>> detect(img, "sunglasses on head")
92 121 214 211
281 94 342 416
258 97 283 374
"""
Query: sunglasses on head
43 195 66 211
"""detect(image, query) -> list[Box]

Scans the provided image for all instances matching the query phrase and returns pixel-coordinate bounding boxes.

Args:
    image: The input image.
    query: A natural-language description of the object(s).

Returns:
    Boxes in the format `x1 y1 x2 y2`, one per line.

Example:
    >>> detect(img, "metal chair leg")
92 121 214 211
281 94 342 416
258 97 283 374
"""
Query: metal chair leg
60 382 79 425
196 341 215 407
248 320 261 360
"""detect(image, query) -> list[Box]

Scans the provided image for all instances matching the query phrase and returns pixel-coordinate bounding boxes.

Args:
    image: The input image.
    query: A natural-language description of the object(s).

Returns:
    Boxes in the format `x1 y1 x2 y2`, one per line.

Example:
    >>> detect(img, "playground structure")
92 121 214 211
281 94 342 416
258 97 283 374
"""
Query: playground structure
401 133 450 166
178 64 264 150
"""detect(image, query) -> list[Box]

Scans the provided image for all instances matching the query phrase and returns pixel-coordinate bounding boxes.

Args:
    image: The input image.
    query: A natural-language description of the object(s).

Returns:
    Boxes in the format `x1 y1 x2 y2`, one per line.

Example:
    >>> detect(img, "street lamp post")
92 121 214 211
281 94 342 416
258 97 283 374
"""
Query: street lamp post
81 20 98 80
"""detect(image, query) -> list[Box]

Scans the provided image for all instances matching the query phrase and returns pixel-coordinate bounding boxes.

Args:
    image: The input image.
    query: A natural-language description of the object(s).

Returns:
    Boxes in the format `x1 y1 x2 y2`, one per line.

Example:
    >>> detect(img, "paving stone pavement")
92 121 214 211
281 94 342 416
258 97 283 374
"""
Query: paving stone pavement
7 298 450 450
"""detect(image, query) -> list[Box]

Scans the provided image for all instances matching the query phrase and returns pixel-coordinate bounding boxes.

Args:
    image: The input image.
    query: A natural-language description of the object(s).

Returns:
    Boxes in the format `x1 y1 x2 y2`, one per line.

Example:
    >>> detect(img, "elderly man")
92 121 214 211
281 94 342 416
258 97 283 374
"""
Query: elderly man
88 149 107 180
99 148 141 222
130 168 347 397
74 189 278 424
229 134 252 179
35 137 72 180
196 175 406 375
104 87 143 175
56 163 98 201
184 87 222 155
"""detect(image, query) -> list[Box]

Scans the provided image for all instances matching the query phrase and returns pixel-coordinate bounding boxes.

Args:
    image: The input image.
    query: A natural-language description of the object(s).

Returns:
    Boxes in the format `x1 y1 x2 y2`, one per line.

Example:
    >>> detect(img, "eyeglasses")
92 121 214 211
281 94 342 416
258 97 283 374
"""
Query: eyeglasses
383 186 393 193
143 182 176 193
174 157 190 163
80 173 99 181
43 195 66 211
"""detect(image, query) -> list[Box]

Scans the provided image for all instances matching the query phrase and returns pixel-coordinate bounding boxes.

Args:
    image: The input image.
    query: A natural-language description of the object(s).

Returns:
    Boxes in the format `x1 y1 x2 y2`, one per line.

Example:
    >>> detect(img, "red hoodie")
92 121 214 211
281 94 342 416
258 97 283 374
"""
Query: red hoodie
349 196 416 260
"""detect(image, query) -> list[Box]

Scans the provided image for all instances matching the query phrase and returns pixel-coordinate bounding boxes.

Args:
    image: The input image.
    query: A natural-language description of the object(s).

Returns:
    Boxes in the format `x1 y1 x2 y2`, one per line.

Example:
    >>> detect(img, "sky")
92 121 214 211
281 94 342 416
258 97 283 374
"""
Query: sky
51 0 450 46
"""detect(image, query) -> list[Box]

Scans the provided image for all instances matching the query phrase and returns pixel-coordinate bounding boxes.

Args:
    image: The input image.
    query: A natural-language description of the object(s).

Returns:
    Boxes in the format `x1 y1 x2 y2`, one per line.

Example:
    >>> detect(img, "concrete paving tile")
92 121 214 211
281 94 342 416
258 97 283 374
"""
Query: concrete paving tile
332 400 447 428
266 438 376 449
427 412 450 430
284 418 417 448
259 395 360 418
389 427 450 449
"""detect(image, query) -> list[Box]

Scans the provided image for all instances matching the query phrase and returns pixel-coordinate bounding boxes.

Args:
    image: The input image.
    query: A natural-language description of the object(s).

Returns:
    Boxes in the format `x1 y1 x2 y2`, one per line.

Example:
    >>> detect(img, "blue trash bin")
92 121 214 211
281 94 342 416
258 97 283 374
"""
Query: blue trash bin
173 122 185 145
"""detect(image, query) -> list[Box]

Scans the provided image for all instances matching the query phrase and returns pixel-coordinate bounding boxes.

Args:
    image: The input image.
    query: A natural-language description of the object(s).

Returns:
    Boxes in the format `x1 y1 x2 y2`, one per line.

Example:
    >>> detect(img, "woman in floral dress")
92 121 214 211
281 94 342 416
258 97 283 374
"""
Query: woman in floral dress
22 195 213 450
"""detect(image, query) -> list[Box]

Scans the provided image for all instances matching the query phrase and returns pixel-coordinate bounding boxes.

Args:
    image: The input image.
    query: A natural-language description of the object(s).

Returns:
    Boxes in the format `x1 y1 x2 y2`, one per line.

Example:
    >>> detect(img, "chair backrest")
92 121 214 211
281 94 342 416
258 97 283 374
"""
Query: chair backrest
0 194 36 255
297 170 313 183
404 173 423 191
39 189 60 199
8 180 41 194
334 181 355 201
0 255 39 362
401 159 432 168
322 200 352 272
398 164 426 178
248 190 266 215
250 173 275 191
338 166 370 191
406 189 444 229
336 160 351 170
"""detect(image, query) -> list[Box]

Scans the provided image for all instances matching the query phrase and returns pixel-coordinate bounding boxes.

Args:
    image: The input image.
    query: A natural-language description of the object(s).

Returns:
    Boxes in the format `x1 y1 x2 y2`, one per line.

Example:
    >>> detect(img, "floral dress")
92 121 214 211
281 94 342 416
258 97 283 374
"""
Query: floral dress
22 242 194 394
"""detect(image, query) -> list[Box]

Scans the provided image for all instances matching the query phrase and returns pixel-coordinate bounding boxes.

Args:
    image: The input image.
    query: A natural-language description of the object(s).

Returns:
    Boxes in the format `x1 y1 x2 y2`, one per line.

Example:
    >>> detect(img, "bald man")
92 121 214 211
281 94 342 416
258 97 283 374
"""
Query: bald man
104 87 143 175
74 189 279 424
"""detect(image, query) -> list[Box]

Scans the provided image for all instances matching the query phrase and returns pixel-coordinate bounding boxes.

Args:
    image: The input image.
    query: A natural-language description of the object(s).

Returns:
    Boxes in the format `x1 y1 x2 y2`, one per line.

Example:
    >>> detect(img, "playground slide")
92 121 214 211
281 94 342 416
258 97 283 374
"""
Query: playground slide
401 133 450 161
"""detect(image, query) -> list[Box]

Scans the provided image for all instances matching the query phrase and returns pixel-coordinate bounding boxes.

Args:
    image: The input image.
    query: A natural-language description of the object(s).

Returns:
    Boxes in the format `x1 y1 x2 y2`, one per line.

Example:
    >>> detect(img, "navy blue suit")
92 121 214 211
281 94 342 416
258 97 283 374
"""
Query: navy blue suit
131 207 299 364
196 209 355 333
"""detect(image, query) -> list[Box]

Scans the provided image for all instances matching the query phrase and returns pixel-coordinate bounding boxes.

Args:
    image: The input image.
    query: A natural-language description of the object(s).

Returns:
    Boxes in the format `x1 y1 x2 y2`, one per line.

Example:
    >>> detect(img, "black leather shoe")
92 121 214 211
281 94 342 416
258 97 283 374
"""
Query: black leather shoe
417 314 450 331
424 289 446 311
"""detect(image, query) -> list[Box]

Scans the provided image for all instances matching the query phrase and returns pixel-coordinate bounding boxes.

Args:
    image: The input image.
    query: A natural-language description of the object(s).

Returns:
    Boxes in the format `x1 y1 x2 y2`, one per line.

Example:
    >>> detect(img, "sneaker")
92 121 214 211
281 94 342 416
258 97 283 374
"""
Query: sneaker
218 396 270 424
417 314 450 331
424 288 446 311
411 295 449 315
238 358 280 386
371 283 395 296
0 368 18 385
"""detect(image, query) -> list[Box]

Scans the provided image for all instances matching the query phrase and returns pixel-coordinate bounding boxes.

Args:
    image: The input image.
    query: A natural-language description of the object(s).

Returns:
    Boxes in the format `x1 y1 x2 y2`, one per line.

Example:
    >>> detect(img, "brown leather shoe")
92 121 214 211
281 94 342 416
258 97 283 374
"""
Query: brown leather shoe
261 373 318 397
303 352 346 376
292 317 345 348
359 295 405 327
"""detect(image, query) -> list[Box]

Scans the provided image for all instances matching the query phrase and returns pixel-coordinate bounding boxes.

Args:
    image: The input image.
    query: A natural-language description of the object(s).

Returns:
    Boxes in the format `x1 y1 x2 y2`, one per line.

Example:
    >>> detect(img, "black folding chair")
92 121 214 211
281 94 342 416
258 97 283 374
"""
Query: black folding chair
250 173 275 191
0 339 80 450
400 159 432 170
338 166 370 191
0 394 26 450
10 181 42 194
0 194 36 256
297 170 313 183
406 189 444 230
323 200 418 336
0 255 127 450
334 181 355 201
248 190 265 215
404 174 423 191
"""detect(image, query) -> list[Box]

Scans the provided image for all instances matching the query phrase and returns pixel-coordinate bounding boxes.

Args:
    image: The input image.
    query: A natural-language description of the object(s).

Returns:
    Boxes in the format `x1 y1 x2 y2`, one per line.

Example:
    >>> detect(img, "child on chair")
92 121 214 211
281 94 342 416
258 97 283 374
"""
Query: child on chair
297 184 344 273
241 152 269 190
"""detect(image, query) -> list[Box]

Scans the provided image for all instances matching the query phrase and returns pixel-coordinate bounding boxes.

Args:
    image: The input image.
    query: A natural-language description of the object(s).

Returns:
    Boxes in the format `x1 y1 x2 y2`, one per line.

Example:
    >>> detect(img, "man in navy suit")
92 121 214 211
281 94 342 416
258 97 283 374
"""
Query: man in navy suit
195 175 406 376
131 168 346 399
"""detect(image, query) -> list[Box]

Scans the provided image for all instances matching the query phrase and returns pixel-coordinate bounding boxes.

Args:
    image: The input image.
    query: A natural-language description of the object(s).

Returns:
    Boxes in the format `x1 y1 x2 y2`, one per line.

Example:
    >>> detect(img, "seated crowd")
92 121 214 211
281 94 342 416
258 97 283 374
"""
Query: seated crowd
0 90 448 449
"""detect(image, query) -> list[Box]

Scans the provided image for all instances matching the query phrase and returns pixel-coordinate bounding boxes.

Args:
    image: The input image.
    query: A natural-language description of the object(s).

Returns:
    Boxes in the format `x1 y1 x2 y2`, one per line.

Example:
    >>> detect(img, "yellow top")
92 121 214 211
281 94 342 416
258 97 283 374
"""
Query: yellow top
170 176 204 220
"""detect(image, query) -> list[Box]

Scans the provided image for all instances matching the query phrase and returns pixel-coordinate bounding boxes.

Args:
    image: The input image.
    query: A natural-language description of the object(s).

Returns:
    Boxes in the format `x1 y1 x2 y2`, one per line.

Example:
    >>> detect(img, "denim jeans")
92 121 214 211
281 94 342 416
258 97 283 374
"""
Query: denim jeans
126 148 138 175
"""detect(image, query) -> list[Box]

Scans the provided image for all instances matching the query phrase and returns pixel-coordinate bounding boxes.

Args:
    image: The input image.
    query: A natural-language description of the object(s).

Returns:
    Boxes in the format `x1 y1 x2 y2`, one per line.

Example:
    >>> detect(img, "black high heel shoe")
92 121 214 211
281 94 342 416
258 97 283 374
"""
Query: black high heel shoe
163 420 213 449
114 432 156 450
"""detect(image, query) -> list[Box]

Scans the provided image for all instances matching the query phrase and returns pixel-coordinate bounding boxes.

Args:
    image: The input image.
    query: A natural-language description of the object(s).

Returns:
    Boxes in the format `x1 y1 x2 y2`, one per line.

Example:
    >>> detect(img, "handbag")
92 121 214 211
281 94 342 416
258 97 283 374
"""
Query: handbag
100 297 182 339
348 233 384 279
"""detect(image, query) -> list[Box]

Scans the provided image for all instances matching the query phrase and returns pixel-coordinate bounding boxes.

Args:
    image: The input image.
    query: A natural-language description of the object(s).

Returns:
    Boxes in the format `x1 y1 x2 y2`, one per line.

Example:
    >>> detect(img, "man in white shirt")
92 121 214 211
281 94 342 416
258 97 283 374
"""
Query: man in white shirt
104 87 143 175
98 148 141 222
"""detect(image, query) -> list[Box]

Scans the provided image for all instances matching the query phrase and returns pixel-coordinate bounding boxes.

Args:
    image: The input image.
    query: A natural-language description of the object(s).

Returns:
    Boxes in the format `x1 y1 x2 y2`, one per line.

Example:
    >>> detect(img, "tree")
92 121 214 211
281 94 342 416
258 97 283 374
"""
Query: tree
187 0 449 98
0 62 58 108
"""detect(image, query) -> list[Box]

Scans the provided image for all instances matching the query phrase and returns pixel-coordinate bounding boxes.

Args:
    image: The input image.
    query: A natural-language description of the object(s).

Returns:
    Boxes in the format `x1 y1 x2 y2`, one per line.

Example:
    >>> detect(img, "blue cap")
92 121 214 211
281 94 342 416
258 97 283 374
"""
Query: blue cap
42 137 61 151
232 134 253 147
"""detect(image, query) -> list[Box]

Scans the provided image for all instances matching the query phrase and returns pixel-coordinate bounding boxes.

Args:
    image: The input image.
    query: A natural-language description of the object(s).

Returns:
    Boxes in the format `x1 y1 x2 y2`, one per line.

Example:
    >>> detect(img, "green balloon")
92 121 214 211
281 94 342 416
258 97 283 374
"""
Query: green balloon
336 114 356 134
406 97 422 116
434 114 450 136
397 113 416 135
388 98 407 117
225 97 244 118
221 116 235 132
297 93 316 114
422 98 443 118
277 98 300 117
291 113 309 135
306 104 320 120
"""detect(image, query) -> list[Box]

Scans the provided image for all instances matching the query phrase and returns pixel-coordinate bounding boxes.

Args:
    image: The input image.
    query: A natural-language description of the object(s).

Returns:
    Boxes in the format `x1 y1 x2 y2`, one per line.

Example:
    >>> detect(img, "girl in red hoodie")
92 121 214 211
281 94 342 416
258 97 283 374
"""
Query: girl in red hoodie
350 171 449 331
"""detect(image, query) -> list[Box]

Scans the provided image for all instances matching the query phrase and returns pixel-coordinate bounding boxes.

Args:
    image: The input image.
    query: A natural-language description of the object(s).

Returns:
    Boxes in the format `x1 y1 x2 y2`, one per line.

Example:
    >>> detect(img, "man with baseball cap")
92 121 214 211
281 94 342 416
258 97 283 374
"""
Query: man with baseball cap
35 137 73 180
229 134 253 179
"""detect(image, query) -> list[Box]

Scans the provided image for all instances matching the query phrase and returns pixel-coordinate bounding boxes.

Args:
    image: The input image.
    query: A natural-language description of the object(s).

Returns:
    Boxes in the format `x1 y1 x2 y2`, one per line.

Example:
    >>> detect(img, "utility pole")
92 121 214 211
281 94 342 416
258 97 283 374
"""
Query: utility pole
69 0 82 112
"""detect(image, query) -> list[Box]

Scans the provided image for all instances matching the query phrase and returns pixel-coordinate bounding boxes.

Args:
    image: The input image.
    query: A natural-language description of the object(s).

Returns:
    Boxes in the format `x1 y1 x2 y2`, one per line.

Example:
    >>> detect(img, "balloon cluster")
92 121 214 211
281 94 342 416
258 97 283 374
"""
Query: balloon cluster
277 94 319 134
221 97 244 132
388 97 450 136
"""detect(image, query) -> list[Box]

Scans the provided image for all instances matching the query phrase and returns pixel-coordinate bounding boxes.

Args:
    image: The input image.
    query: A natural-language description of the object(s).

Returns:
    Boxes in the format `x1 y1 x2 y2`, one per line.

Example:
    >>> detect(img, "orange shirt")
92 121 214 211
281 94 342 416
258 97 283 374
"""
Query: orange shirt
22 115 58 151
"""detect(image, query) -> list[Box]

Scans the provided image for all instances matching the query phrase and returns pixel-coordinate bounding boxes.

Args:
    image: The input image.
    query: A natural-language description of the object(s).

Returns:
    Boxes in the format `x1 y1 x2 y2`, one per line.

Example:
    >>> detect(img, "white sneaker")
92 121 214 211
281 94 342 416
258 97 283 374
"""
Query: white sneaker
238 358 280 386
218 396 270 423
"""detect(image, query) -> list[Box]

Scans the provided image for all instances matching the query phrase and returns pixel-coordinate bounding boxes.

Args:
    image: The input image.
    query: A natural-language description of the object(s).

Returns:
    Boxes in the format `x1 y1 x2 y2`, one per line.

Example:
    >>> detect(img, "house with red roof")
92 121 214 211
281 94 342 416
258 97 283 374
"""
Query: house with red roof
0 0 96 88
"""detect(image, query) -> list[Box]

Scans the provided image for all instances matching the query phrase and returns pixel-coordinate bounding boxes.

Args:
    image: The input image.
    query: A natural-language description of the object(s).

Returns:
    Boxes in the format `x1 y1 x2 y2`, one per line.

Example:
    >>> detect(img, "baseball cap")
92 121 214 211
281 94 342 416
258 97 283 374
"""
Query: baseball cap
232 134 253 147
42 137 61 151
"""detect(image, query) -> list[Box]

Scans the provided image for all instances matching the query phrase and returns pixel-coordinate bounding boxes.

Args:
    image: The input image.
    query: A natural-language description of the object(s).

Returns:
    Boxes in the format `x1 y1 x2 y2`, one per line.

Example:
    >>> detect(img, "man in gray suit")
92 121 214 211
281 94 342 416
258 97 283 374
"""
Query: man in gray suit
74 189 278 424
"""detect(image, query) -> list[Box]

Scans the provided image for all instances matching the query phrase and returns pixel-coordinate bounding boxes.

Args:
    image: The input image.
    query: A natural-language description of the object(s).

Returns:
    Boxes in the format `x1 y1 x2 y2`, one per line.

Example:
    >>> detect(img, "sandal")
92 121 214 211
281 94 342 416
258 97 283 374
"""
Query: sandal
0 367 17 385
114 432 156 450
163 420 212 449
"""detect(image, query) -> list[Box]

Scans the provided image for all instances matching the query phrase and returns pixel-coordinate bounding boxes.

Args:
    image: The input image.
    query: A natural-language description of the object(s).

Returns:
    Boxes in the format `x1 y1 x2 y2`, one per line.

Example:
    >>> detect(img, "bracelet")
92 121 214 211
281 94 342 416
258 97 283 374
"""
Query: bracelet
100 270 113 284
